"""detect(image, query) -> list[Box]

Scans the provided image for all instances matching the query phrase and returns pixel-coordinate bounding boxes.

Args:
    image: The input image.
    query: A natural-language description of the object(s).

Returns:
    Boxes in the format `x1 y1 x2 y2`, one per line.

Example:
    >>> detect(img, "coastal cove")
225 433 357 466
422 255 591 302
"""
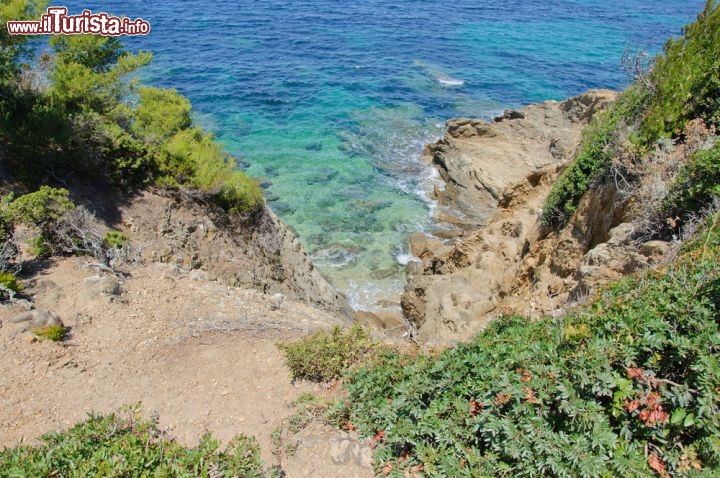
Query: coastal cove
2 1 720 475
63 0 705 310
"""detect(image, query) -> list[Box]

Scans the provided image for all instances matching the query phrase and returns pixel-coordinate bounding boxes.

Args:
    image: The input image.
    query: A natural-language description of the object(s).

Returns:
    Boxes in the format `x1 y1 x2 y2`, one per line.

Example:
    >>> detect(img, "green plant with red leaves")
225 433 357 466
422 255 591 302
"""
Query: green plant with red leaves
341 211 720 477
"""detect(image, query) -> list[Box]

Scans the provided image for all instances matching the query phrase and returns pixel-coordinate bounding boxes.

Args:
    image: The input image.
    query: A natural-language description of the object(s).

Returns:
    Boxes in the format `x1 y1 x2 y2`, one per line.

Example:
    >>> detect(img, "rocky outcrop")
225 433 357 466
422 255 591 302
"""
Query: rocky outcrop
423 90 617 229
115 192 350 316
401 90 681 343
282 422 373 478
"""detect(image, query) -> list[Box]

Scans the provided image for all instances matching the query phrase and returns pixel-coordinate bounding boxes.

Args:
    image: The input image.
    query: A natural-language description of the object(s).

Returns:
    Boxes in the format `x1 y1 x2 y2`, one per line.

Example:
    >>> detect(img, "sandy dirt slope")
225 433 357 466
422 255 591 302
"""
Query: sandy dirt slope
0 257 348 467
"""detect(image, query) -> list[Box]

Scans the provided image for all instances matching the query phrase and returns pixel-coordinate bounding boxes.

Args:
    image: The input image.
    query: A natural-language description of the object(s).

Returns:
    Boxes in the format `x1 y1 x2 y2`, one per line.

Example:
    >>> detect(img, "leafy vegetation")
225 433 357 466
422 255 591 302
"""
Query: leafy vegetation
156 127 264 213
103 230 129 249
133 86 192 143
33 324 67 342
0 1 263 214
542 86 648 226
0 271 22 300
278 324 377 382
1 186 76 258
543 0 720 227
664 141 720 218
337 211 720 477
641 1 720 143
0 406 266 477
0 0 46 103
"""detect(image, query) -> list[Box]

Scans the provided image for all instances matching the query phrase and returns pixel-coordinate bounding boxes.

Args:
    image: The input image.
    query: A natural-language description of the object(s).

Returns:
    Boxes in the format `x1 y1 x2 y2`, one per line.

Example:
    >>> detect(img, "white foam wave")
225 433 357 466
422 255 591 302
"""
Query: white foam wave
395 253 419 266
346 280 403 311
437 76 464 87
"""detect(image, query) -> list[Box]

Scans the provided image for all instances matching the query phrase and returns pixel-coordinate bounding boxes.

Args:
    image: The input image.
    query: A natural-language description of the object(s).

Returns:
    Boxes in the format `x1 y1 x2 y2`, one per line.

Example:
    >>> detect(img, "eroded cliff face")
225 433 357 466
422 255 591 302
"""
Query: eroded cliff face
116 191 351 316
401 89 677 343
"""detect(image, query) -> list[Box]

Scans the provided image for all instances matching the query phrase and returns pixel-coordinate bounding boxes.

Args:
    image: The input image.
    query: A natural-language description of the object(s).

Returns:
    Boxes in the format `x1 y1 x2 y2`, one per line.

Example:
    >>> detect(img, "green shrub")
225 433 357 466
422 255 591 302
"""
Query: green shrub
5 186 75 256
278 324 376 382
133 87 192 143
0 0 46 94
664 140 720 217
340 212 720 477
26 234 49 257
103 230 129 249
159 128 263 214
5 186 75 227
641 0 720 143
0 272 21 292
0 406 265 477
218 170 265 214
2 20 263 216
0 271 22 300
543 1 720 228
51 35 125 74
33 324 66 342
542 86 648 227
99 118 153 187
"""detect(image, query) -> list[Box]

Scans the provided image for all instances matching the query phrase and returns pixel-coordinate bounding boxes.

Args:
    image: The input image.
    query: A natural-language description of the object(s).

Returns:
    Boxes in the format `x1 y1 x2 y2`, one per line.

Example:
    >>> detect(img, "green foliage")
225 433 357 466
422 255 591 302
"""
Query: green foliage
0 272 21 293
0 272 22 301
544 1 720 227
117 82 264 214
133 87 192 143
664 140 720 216
218 171 265 214
1 30 152 183
0 406 266 477
26 234 48 257
542 86 648 227
33 324 66 342
1 18 263 215
103 230 129 249
48 36 152 115
97 117 153 187
51 35 124 73
4 186 75 256
278 324 376 382
0 0 47 93
158 128 263 213
642 0 720 143
5 186 75 227
341 212 720 477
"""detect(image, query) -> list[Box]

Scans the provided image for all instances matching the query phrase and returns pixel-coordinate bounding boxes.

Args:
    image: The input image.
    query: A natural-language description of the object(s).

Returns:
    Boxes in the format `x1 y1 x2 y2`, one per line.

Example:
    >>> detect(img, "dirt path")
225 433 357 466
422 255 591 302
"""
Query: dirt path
0 258 347 468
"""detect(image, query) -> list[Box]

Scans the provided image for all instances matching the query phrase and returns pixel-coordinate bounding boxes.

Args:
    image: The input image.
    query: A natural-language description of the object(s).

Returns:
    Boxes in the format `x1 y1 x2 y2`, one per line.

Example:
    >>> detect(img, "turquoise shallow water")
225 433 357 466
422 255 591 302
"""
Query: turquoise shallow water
65 1 705 309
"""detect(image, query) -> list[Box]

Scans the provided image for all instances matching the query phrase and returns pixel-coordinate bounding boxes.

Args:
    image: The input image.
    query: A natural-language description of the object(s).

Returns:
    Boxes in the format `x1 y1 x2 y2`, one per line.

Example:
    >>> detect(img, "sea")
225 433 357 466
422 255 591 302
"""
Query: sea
62 0 706 310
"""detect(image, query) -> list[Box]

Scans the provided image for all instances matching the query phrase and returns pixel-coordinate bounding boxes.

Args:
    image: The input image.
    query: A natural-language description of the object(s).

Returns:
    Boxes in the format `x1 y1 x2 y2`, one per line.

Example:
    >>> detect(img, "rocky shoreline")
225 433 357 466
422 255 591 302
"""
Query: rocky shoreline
0 88 696 475
398 89 672 343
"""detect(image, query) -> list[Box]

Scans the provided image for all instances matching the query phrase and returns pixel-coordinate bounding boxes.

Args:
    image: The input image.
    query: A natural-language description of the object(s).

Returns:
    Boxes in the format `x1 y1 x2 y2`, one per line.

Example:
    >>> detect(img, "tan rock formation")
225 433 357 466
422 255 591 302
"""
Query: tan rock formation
401 90 665 343
424 90 617 228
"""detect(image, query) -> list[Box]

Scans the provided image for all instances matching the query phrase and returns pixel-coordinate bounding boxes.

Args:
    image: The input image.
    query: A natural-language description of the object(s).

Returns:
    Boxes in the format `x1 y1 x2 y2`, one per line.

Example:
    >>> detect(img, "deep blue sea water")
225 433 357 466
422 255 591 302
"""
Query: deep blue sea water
63 1 706 309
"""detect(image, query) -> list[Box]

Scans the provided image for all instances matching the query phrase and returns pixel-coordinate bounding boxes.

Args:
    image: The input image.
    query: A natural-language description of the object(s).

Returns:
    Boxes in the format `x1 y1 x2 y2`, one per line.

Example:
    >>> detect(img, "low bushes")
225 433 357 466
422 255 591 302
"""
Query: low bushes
542 86 647 226
278 324 377 382
156 127 264 213
664 140 720 218
0 406 266 477
0 187 140 273
641 1 720 143
33 324 66 342
336 212 720 477
1 20 264 216
543 0 720 228
1 186 75 258
0 271 22 300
